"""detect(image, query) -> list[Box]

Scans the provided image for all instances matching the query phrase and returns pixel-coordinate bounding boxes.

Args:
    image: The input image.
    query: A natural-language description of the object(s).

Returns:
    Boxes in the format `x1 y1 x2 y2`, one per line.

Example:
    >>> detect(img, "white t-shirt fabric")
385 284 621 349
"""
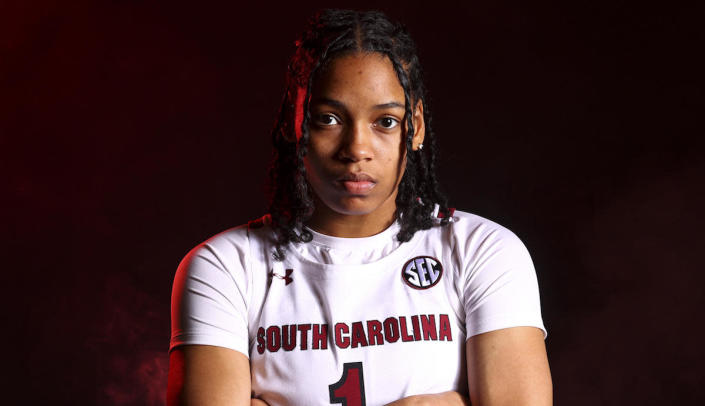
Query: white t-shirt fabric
169 210 547 406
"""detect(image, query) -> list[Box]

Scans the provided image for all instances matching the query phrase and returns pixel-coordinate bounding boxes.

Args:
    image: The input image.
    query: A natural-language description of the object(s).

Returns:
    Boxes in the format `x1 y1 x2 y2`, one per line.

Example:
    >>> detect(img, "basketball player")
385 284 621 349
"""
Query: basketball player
167 9 552 406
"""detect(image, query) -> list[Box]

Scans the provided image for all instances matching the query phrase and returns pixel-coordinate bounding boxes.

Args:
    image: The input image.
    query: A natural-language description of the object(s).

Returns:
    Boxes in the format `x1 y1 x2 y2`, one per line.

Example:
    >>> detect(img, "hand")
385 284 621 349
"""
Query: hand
385 391 470 406
251 399 269 406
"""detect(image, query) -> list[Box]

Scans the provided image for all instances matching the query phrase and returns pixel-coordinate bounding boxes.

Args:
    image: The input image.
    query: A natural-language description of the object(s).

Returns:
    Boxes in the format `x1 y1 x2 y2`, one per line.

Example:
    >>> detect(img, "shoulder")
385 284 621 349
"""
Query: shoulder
445 209 525 245
439 209 533 265
447 212 547 339
170 217 274 357
177 214 274 273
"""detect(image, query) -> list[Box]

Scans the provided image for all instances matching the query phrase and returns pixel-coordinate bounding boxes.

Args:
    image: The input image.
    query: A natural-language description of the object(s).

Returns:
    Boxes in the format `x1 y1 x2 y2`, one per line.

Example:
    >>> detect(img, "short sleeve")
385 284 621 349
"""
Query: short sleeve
460 225 547 339
169 227 252 357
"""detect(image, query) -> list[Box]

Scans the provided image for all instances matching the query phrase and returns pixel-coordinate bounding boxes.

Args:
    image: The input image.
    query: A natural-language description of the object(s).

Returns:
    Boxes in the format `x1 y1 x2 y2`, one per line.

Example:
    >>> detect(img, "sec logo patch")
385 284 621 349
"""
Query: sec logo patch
402 256 443 289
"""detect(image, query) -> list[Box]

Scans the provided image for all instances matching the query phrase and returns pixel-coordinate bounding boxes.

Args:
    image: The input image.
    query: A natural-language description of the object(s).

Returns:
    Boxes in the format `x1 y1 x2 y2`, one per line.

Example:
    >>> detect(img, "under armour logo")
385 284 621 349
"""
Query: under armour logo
270 268 294 285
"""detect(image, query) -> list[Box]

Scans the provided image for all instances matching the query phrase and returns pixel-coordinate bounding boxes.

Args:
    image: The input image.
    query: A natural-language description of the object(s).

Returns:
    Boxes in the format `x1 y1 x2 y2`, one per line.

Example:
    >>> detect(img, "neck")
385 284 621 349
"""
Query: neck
305 196 398 238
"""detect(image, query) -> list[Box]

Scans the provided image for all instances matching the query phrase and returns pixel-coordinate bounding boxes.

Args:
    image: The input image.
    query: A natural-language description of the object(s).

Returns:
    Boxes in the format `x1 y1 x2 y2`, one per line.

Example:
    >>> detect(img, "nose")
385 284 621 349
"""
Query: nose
336 121 373 163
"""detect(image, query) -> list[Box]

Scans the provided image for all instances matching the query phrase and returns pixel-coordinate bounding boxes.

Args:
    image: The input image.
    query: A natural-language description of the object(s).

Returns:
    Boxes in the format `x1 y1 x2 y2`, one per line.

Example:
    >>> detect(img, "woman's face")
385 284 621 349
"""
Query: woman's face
299 52 424 226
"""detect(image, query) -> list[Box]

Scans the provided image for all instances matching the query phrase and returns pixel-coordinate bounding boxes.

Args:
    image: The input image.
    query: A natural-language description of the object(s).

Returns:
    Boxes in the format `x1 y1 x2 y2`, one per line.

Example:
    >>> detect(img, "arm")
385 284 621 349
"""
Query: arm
385 391 470 406
454 220 551 405
167 345 252 406
466 326 552 406
168 229 257 405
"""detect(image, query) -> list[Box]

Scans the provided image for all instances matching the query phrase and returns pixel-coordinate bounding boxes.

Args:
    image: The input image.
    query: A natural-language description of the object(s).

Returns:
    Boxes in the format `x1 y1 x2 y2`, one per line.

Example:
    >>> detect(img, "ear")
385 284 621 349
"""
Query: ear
411 100 425 151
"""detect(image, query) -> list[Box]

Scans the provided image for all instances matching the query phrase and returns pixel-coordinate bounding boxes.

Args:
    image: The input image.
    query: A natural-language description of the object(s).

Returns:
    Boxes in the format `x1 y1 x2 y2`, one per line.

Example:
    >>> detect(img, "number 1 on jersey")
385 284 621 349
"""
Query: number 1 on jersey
329 362 366 406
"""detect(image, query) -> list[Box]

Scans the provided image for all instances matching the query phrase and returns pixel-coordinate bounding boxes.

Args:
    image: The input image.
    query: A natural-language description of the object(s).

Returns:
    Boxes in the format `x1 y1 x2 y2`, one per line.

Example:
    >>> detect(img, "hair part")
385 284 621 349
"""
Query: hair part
267 9 451 260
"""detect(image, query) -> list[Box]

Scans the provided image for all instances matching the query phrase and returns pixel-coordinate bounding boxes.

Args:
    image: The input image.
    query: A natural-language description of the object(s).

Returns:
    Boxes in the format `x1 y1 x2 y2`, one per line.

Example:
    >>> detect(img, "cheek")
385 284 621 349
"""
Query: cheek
387 137 407 168
303 145 330 185
399 152 407 169
306 134 339 168
395 152 408 182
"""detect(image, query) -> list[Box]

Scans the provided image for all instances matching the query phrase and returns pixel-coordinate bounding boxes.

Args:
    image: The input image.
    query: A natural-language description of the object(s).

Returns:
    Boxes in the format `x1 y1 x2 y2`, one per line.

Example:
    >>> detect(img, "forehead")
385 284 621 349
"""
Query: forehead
310 52 405 105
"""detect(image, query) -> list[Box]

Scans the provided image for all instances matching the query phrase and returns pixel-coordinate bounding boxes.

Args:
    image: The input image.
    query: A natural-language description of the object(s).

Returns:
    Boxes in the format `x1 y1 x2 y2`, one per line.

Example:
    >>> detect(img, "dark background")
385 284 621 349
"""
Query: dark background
3 0 703 404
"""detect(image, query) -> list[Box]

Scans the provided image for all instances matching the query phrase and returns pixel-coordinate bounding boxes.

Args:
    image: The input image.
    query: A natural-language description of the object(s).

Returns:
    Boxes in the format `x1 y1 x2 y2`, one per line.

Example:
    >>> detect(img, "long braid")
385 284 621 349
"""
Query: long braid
422 99 451 226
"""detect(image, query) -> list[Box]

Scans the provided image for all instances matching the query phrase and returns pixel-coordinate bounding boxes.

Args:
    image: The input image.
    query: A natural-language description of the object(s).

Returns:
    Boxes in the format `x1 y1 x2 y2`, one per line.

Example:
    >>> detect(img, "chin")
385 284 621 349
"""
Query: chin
313 189 396 218
330 202 377 216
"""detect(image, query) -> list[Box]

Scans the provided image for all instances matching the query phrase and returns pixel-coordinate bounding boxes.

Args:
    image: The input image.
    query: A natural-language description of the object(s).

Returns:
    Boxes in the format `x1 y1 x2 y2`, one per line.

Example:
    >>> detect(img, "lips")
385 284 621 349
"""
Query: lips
338 172 377 194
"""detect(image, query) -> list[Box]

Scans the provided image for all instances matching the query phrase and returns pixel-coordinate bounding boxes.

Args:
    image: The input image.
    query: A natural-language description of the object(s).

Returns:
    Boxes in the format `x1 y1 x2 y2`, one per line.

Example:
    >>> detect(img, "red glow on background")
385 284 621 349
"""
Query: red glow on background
3 1 703 404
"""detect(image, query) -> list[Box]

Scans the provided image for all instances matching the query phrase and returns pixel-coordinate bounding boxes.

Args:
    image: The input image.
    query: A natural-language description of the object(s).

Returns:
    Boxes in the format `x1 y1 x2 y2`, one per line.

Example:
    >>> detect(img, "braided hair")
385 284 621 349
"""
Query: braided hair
267 9 451 260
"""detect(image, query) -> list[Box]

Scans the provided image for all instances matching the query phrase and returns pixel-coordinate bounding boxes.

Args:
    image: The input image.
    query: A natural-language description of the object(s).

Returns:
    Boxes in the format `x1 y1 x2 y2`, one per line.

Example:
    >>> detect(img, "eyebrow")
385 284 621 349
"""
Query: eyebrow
310 97 405 111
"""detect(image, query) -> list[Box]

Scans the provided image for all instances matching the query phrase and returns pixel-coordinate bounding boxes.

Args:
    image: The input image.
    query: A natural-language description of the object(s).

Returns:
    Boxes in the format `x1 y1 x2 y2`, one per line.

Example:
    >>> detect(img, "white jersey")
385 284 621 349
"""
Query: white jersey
170 210 546 406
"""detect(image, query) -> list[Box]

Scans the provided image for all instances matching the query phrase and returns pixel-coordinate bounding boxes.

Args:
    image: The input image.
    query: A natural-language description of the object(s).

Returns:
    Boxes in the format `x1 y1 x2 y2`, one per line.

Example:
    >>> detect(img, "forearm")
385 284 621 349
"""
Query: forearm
385 390 470 406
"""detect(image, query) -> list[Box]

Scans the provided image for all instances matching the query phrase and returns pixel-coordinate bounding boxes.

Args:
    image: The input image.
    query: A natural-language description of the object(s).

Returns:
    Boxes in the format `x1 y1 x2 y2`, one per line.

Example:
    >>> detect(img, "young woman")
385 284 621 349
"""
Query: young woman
167 9 552 406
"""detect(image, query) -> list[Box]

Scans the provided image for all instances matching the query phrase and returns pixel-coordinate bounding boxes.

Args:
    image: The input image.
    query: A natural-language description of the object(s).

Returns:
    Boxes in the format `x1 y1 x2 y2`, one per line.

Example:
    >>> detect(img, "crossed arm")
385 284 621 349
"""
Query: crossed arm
166 326 551 406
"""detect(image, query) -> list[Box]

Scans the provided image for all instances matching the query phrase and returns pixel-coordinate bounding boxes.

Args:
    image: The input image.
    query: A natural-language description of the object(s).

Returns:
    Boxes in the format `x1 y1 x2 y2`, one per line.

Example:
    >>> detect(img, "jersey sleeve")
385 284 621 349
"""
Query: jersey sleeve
169 226 252 357
458 222 547 339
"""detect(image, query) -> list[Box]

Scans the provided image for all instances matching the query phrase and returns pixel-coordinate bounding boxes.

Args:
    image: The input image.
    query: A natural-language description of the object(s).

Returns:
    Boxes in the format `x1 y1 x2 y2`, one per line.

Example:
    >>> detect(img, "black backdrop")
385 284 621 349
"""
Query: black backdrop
3 0 704 404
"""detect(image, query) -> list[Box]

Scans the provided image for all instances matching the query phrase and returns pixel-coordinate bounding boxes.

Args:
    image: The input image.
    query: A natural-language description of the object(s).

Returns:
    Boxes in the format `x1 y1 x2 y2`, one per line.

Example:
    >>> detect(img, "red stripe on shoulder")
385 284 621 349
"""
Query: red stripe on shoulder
437 208 455 219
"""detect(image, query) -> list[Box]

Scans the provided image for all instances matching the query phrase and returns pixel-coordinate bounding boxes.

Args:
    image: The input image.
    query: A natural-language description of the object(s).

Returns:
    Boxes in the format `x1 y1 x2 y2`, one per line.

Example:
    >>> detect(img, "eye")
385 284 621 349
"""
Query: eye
314 113 340 126
376 117 400 130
